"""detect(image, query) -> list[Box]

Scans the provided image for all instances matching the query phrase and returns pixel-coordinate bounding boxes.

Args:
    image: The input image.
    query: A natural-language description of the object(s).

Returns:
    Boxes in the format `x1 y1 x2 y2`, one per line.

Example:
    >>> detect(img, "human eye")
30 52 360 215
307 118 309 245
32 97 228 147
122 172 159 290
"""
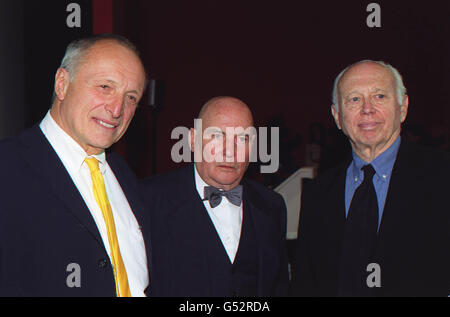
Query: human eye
236 134 248 144
126 94 138 105
212 131 223 139
372 93 389 103
345 95 361 105
98 84 113 94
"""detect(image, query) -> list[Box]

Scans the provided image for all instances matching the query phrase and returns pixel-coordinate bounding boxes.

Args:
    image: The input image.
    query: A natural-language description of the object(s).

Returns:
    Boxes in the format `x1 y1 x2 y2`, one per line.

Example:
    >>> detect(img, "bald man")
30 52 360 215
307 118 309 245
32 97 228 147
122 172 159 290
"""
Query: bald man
291 60 450 297
140 97 289 297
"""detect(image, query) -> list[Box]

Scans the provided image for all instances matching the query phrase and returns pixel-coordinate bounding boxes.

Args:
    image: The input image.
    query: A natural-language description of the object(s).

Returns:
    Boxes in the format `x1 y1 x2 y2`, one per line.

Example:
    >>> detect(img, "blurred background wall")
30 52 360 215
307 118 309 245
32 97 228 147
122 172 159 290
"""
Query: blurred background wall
2 0 449 185
0 0 25 138
112 0 450 184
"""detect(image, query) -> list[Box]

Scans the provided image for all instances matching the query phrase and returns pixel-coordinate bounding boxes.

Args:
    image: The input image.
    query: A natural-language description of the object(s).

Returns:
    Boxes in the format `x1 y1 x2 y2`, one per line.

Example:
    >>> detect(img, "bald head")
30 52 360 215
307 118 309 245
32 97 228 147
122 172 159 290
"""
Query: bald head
198 96 254 125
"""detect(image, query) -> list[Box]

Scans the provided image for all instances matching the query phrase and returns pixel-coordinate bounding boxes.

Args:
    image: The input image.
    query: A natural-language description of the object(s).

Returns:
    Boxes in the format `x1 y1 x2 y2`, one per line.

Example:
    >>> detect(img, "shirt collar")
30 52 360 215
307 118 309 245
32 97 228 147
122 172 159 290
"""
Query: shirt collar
351 136 401 182
39 110 107 174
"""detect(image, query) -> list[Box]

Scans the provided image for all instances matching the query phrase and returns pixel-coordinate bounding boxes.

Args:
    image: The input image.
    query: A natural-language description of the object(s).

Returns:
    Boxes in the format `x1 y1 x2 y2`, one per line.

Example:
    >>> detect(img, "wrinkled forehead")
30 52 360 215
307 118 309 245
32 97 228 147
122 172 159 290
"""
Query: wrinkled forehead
80 40 145 73
339 62 395 95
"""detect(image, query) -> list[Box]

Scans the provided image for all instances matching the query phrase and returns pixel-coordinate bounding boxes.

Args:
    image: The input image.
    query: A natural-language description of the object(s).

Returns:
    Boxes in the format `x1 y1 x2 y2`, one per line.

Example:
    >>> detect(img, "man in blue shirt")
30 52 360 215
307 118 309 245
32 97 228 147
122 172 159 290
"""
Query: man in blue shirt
291 60 450 296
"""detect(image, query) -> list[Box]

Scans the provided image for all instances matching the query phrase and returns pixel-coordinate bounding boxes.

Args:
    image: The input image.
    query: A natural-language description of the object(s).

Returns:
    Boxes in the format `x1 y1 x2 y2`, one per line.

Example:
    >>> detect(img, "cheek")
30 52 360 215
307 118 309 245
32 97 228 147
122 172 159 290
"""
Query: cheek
235 144 248 159
64 104 86 129
78 97 104 119
341 112 357 130
206 163 220 179
206 139 223 155
201 139 220 162
394 107 404 124
121 107 136 126
380 107 398 128
238 161 249 172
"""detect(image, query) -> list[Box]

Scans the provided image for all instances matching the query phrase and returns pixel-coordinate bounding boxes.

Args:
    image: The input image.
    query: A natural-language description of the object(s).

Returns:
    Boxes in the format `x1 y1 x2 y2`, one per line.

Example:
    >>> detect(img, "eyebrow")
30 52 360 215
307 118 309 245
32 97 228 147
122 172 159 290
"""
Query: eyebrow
372 88 388 93
345 87 388 96
206 128 249 136
206 127 223 133
98 79 142 95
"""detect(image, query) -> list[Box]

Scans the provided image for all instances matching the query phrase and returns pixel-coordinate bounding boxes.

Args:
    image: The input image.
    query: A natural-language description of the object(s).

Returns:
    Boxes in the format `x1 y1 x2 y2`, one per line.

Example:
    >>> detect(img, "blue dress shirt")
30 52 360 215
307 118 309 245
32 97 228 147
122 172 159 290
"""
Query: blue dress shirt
345 136 401 227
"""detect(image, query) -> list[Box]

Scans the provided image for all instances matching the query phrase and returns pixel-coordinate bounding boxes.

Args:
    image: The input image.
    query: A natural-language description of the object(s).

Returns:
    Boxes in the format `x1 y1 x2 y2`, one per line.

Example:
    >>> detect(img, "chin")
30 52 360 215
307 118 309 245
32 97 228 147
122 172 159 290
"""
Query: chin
215 175 240 186
88 141 113 153
93 135 117 146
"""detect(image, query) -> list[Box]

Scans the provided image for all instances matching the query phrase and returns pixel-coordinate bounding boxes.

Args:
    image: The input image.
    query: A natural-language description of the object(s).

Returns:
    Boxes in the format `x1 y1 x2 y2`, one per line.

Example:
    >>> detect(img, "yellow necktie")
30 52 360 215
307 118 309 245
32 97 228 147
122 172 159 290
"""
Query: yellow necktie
85 157 131 297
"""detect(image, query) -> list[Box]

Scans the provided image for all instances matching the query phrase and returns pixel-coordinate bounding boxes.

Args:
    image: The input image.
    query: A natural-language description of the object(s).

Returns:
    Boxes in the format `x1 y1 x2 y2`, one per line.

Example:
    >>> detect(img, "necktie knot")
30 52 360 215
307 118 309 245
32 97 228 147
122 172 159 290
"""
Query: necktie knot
85 157 100 173
204 185 243 208
362 164 376 183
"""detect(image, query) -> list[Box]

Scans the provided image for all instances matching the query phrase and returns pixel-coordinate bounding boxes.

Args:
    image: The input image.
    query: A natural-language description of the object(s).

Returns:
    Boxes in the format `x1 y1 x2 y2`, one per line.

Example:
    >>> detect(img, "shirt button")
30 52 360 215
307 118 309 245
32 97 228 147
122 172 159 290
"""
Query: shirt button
98 259 108 268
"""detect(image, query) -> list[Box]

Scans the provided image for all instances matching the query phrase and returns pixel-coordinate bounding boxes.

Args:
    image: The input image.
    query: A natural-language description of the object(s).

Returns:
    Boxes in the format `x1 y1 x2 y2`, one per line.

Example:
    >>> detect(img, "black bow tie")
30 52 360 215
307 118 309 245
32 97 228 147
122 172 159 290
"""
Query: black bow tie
203 185 243 208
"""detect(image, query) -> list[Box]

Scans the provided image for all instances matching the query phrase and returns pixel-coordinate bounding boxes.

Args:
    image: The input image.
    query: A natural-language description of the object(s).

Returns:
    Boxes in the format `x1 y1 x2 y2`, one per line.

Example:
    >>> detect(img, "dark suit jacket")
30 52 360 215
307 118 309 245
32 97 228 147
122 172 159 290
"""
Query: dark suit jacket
0 125 152 296
140 164 289 297
291 141 450 296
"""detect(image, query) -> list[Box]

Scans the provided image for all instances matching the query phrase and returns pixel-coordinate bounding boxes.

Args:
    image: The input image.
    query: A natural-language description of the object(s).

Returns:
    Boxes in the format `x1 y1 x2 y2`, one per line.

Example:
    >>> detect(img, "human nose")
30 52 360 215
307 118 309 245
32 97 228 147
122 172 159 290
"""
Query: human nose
224 135 235 158
105 96 124 118
361 96 375 114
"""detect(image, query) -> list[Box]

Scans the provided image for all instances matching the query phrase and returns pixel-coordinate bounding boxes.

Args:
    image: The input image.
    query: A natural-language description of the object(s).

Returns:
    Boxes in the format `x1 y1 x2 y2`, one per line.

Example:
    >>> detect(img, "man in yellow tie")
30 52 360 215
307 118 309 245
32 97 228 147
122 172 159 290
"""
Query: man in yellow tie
0 34 151 296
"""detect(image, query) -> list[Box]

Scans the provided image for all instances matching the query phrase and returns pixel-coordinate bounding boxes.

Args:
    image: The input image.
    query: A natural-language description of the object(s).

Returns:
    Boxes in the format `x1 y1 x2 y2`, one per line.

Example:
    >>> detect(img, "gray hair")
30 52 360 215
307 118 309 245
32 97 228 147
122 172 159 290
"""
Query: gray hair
60 33 142 81
52 34 146 103
331 60 407 111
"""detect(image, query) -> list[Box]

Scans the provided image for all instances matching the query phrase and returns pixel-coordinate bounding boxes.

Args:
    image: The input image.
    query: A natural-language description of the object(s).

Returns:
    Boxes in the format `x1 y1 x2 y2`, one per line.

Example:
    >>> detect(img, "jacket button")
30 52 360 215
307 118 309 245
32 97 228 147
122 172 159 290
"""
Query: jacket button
98 259 108 268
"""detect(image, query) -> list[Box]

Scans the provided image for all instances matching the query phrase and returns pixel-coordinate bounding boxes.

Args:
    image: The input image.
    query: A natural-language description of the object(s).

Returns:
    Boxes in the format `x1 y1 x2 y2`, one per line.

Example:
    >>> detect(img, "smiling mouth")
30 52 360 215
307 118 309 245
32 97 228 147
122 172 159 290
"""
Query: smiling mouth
94 119 117 129
359 122 379 130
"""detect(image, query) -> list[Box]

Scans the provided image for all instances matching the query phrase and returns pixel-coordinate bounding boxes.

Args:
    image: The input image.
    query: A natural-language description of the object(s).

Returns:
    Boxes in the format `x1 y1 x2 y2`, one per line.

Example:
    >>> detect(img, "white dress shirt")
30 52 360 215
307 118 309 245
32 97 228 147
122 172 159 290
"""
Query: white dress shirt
194 165 243 263
40 111 148 297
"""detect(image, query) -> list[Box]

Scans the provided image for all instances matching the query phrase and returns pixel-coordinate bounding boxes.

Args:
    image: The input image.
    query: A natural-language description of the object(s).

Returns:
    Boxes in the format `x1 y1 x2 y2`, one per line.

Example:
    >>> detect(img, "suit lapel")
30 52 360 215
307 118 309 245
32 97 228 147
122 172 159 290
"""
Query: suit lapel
312 161 348 285
164 165 226 293
326 165 347 258
17 126 105 248
377 142 420 247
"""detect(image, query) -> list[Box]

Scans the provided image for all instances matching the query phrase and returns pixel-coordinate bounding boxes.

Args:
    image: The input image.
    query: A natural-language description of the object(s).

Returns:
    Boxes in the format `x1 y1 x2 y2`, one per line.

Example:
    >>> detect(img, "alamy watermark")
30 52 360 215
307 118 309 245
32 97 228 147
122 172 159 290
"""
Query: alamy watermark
170 119 280 174
366 262 381 288
66 3 81 28
66 263 81 288
366 3 381 28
